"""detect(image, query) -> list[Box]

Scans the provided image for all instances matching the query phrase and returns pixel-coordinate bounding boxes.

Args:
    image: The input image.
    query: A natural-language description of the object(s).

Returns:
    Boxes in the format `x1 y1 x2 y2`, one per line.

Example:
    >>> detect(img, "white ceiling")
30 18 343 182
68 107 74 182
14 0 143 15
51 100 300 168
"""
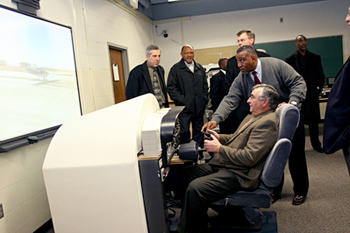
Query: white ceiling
134 0 326 21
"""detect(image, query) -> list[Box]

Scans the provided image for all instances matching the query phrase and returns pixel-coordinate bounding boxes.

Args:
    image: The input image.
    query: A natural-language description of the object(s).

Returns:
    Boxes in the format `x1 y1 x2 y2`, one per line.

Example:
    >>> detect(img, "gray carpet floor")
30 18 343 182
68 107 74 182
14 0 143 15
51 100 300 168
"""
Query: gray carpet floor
264 135 350 233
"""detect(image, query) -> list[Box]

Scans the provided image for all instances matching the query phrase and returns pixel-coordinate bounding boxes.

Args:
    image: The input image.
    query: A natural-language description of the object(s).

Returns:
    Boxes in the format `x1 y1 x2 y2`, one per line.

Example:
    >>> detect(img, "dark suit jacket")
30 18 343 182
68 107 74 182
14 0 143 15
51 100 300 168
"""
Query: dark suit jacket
125 61 169 107
209 109 279 190
323 57 350 154
285 50 325 123
167 59 208 116
210 70 226 112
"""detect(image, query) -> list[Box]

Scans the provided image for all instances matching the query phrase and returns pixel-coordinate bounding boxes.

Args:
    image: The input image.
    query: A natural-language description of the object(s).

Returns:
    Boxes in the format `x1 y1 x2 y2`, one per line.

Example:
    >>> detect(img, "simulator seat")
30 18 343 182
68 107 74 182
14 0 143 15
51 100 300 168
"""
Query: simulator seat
208 104 300 230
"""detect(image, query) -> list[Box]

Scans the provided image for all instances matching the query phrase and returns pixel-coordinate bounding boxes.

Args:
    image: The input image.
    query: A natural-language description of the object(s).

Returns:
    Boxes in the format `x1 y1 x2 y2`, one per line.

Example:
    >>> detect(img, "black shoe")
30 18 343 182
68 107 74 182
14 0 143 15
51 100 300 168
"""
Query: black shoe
313 146 323 153
292 195 306 205
270 194 280 204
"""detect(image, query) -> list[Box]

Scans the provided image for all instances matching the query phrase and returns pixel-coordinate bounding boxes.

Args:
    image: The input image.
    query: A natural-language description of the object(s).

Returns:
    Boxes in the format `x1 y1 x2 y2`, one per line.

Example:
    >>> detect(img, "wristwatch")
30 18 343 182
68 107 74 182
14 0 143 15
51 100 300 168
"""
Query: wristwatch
290 101 298 107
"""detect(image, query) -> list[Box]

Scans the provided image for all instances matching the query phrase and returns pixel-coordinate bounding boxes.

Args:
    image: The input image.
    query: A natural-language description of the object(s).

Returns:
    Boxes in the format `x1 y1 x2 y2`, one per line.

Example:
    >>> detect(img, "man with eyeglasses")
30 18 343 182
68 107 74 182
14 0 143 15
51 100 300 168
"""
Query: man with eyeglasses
223 29 271 134
179 84 280 233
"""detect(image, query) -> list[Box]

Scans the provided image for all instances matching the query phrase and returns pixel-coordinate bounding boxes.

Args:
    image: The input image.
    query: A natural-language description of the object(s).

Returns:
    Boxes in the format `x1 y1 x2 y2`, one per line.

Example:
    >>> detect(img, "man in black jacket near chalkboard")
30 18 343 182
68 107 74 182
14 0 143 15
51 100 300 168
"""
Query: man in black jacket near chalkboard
286 35 325 153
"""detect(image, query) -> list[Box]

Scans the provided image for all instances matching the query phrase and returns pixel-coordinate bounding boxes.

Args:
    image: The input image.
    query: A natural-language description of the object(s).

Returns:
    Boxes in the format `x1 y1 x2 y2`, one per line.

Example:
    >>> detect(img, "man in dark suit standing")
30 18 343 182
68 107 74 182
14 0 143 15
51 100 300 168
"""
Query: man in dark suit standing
286 35 325 153
324 6 350 173
125 44 169 108
167 45 208 147
210 58 228 112
210 57 230 133
225 29 271 133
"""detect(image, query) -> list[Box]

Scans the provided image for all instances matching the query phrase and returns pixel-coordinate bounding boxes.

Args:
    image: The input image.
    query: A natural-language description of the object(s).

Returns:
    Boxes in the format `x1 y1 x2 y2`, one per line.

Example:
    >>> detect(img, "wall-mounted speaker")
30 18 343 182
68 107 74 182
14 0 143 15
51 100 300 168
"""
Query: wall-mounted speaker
12 0 40 15
123 0 138 9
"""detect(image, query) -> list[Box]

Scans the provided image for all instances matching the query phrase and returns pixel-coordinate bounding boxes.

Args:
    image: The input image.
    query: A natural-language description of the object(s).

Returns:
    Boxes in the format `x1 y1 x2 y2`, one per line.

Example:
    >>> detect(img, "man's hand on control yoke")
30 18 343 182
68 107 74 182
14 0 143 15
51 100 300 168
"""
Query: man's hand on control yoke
204 132 221 153
201 121 217 133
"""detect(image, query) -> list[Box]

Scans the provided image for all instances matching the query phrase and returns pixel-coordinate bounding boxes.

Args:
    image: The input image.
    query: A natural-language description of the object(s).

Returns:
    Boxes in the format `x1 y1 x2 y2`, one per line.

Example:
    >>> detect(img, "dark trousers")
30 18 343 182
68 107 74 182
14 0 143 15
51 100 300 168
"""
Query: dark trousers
342 142 350 177
179 113 204 148
274 113 309 197
309 121 322 149
177 164 241 233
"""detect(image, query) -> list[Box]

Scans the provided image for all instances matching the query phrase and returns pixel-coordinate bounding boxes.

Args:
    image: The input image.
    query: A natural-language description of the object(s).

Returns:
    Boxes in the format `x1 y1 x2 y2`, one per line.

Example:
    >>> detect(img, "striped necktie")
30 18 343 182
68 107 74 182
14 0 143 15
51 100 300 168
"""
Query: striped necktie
153 69 163 107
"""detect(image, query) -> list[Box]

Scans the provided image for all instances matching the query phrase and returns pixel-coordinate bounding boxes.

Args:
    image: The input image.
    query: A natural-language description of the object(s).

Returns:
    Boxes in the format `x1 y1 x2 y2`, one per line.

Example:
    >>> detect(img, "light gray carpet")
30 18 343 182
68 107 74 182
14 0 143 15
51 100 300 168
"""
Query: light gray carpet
264 135 350 233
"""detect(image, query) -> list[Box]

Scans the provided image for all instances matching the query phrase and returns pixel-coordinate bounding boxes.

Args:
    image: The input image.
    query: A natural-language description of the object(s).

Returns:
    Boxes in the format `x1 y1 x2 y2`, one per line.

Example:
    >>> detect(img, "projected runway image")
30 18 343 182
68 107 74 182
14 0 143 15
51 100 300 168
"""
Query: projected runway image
0 65 81 141
0 6 82 141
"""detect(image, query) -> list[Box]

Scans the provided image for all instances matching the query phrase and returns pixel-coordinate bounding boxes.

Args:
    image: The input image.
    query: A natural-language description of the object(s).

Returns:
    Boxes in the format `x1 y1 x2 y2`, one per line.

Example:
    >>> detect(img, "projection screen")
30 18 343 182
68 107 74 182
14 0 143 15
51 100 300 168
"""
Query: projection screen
0 5 81 143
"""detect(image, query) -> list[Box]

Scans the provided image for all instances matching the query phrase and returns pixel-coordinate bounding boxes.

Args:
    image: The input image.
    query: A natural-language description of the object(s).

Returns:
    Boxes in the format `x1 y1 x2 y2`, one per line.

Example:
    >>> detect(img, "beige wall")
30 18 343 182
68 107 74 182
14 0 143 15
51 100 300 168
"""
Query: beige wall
0 139 52 233
153 0 350 73
195 45 239 67
0 0 153 232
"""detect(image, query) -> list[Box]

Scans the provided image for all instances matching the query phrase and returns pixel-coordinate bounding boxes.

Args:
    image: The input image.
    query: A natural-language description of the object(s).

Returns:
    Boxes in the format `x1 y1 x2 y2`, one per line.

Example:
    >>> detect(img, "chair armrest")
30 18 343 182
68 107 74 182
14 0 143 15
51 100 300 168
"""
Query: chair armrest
261 138 292 188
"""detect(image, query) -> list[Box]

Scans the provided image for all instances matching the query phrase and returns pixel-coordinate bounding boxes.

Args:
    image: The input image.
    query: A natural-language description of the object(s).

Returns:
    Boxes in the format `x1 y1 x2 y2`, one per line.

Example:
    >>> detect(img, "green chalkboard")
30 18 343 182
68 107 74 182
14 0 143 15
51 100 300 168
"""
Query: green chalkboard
255 36 343 78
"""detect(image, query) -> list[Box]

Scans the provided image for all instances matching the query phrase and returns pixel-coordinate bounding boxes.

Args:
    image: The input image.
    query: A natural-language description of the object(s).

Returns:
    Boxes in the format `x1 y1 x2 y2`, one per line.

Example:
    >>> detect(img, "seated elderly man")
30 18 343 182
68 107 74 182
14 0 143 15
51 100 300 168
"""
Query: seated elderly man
177 84 280 233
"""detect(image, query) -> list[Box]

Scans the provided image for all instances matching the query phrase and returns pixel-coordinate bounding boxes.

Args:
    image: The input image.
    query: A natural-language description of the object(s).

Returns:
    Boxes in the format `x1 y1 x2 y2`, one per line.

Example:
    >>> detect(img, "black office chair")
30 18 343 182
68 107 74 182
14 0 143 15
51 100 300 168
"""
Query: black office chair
208 104 300 230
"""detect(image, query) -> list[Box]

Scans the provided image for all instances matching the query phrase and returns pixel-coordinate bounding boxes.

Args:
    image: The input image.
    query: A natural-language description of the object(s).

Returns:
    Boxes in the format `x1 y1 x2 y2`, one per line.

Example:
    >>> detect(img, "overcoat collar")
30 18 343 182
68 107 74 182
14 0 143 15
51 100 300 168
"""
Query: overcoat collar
178 58 200 72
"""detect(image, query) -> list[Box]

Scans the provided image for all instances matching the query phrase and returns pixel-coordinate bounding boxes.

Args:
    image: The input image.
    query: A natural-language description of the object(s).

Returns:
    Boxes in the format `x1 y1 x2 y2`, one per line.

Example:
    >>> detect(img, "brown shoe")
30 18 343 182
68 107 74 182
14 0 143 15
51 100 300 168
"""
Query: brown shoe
292 195 306 205
270 194 280 204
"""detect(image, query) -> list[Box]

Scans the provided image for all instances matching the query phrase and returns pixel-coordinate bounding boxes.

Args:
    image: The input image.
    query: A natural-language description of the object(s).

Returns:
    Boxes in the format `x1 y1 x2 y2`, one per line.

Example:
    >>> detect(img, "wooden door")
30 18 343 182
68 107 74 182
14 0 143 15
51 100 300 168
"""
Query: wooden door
109 47 126 104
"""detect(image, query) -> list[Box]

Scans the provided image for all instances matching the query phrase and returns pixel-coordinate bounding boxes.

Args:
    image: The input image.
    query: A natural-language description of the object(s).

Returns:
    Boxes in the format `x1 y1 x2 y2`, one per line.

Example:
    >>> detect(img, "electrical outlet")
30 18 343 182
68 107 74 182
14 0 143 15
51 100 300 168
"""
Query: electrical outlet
0 204 4 219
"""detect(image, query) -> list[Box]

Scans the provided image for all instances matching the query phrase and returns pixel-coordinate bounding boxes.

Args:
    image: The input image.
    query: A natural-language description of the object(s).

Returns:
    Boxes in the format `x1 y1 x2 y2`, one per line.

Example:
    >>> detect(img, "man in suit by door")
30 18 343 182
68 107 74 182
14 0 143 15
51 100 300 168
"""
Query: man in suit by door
125 44 169 108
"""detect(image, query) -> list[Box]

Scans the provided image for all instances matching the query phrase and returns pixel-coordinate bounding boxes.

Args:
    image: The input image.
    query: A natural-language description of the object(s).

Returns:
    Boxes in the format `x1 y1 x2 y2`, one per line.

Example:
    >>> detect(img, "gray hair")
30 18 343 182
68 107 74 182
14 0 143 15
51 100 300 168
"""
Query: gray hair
146 45 160 55
253 84 280 110
181 44 194 53
237 29 255 44
236 45 257 56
